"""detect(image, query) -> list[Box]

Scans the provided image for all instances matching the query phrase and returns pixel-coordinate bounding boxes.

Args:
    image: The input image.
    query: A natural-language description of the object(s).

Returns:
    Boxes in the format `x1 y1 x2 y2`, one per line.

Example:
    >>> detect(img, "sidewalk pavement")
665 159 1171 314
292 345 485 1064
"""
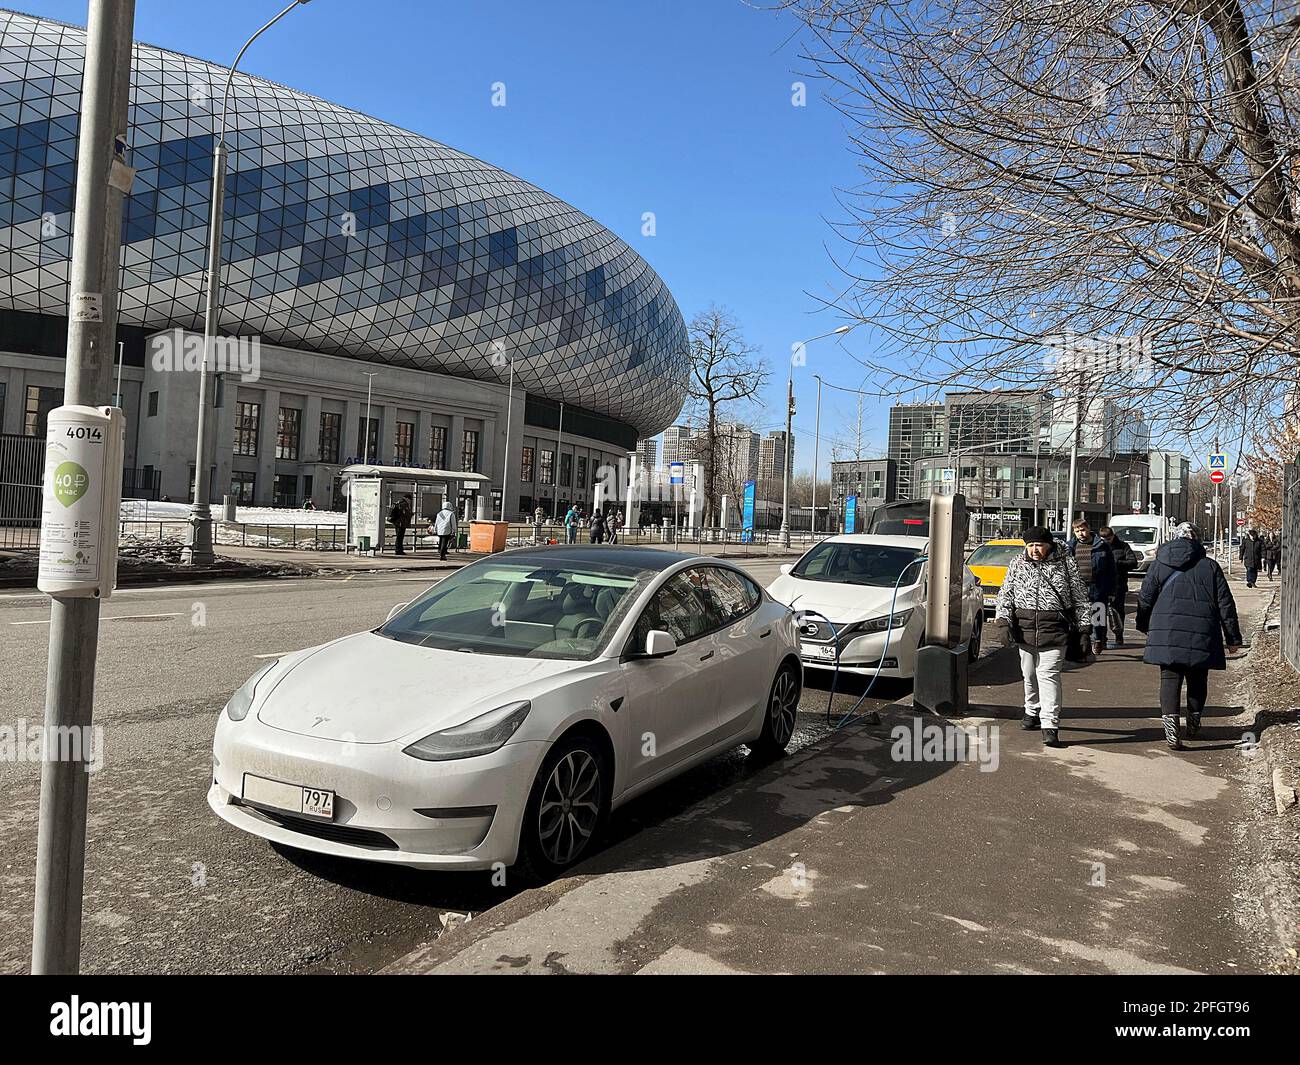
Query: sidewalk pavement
384 572 1279 975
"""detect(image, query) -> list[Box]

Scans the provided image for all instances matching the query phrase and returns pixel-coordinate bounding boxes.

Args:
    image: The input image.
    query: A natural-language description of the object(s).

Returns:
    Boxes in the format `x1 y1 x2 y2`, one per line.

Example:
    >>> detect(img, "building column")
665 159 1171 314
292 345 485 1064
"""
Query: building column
416 409 432 467
302 394 322 463
343 398 361 465
450 413 465 472
257 387 280 506
479 416 496 481
380 403 397 466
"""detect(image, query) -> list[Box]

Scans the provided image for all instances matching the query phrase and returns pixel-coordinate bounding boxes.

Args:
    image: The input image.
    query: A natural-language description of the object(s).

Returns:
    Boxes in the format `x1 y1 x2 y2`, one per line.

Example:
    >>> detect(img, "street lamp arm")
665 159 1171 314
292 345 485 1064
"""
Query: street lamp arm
218 1 310 141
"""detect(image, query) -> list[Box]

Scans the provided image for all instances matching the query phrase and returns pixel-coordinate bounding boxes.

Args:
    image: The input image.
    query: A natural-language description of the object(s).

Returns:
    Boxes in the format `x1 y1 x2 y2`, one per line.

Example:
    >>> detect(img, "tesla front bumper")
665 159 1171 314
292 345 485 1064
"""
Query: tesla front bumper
208 713 547 870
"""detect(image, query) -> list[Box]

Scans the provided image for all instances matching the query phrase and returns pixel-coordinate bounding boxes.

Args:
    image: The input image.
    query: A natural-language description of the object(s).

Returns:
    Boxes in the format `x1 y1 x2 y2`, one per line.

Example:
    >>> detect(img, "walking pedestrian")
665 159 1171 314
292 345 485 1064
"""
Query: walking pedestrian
564 504 580 545
1239 528 1263 588
1099 526 1139 647
994 526 1091 748
389 494 413 555
1264 532 1281 581
589 508 607 544
1136 522 1242 750
1066 517 1116 655
432 497 458 561
607 509 622 544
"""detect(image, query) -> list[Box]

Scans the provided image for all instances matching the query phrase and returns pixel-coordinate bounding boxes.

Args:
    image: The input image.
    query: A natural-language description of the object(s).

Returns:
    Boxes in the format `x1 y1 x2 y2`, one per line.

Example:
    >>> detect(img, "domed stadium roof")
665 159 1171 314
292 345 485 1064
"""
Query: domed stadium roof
0 10 689 437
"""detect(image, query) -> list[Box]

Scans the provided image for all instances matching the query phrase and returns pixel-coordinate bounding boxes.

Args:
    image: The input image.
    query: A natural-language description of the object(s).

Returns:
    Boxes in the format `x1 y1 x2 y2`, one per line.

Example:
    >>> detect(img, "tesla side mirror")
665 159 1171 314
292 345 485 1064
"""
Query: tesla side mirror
779 563 793 576
643 630 677 658
385 602 409 623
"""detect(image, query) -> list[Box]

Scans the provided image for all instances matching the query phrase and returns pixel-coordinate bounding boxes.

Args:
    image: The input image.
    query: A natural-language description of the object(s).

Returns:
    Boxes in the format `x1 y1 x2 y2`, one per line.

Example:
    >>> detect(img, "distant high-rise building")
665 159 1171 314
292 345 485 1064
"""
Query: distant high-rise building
887 403 945 500
759 430 793 485
1049 395 1149 457
715 422 760 484
636 437 659 474
662 425 698 466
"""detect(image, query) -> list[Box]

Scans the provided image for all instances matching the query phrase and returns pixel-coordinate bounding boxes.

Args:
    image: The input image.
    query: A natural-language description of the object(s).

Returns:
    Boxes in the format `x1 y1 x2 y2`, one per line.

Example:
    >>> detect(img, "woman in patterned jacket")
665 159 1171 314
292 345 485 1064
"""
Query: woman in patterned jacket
994 526 1091 748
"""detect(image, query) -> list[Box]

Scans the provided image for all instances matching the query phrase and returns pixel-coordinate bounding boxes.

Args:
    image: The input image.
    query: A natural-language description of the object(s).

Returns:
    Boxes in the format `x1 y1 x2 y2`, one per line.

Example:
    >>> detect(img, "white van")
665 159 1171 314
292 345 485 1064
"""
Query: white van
1105 514 1166 572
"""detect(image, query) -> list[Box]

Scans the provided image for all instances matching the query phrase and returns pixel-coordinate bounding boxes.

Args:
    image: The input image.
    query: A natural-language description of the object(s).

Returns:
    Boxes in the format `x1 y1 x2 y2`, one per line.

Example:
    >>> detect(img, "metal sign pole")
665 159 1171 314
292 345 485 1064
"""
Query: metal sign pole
31 0 136 975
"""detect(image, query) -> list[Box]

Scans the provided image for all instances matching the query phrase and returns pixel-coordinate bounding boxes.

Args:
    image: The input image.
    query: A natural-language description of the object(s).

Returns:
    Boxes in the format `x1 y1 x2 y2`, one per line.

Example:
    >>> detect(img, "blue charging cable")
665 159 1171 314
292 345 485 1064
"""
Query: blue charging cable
790 554 929 732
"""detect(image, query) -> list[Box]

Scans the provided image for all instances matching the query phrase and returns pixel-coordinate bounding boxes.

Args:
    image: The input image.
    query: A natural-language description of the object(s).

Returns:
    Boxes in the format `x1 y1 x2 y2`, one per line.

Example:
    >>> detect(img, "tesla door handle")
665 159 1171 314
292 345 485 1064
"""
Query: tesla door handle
758 628 772 638
699 650 714 661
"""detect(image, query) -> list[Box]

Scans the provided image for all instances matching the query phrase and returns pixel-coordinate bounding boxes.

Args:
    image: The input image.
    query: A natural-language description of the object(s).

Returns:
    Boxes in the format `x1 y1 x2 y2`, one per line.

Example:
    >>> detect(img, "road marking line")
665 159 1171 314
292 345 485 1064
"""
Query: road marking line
10 611 182 626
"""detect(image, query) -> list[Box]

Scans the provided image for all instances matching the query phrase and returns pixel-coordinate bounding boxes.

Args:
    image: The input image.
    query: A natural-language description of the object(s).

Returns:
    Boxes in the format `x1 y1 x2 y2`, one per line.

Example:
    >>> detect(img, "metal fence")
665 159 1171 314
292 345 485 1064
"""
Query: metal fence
0 432 44 530
1282 459 1300 673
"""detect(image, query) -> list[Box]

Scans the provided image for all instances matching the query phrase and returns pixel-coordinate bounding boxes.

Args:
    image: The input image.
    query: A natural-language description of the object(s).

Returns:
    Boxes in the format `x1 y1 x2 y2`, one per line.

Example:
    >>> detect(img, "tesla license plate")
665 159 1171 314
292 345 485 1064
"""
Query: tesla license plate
801 643 836 662
242 774 335 821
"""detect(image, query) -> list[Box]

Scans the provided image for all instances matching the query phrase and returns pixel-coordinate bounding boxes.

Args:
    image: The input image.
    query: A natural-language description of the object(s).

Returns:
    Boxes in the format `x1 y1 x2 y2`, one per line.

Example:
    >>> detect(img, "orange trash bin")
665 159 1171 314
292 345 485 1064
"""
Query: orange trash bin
469 520 509 553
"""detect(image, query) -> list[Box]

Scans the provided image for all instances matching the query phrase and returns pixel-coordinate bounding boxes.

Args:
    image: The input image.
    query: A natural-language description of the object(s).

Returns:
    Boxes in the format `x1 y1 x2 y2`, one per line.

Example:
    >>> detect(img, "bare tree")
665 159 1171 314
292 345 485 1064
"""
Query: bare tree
686 306 769 523
785 0 1300 440
1244 414 1300 527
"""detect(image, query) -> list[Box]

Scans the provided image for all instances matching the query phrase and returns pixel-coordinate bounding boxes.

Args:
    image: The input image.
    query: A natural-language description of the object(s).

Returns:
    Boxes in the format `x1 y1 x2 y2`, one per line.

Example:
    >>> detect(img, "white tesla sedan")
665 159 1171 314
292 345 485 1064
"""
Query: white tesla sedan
208 547 802 878
766 534 984 679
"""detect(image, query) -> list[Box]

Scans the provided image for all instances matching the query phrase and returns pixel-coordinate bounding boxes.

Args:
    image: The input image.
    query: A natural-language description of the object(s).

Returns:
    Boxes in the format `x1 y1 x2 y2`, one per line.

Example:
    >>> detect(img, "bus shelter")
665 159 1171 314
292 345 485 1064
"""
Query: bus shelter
341 464 492 553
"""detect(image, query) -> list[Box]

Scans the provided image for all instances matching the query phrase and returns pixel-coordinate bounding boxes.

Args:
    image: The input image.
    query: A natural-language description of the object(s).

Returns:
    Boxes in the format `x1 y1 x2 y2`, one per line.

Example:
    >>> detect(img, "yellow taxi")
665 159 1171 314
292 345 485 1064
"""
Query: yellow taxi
966 538 1025 614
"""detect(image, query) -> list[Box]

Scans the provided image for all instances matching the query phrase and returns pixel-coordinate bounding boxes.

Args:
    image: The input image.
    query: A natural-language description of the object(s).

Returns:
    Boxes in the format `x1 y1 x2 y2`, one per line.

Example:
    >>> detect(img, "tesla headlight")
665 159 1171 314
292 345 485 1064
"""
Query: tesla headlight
861 609 914 633
224 662 276 722
402 700 532 762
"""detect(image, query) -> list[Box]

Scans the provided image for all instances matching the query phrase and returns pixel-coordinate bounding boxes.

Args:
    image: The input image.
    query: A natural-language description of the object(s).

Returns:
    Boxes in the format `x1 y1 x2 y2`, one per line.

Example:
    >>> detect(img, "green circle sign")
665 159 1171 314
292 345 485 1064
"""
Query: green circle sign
52 461 90 507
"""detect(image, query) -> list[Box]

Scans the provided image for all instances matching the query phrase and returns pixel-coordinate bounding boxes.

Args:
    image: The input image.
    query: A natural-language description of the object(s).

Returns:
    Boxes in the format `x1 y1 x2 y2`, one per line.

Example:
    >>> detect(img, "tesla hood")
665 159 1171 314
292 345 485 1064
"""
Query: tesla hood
255 632 572 743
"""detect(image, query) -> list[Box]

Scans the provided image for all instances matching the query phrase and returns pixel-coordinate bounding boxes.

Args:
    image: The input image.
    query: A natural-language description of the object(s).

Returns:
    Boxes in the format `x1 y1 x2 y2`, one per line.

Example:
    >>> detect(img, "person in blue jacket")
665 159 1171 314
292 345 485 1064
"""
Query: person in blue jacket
1136 522 1242 750
1067 517 1116 655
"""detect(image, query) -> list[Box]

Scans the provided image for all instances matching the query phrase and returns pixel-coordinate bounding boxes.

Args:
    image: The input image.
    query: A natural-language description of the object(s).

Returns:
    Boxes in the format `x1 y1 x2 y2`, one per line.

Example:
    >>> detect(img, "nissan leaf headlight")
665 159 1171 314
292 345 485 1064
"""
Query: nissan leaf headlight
861 609 914 634
224 662 276 722
402 701 532 761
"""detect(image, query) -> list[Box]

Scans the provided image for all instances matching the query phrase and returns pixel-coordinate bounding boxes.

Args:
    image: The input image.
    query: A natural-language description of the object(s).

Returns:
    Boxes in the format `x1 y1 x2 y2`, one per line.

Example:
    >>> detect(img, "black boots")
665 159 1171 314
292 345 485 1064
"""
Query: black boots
1021 714 1040 731
1187 713 1201 739
1042 728 1060 748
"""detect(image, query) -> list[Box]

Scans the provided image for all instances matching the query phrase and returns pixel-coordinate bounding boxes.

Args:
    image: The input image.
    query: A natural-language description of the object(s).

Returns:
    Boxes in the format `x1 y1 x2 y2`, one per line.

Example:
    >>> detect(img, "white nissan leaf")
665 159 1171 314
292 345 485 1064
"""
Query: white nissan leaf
208 547 802 879
766 534 984 679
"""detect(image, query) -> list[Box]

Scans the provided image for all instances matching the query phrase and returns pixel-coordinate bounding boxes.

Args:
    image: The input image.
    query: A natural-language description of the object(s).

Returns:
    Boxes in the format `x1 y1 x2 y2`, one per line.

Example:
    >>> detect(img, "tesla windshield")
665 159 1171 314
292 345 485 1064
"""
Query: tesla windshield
791 542 925 586
378 559 651 660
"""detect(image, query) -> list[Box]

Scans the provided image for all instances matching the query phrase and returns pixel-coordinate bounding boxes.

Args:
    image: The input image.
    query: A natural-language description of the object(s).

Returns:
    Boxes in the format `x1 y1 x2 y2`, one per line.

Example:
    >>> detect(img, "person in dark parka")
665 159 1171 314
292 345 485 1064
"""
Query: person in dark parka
1239 529 1263 588
1136 522 1242 750
1067 518 1116 654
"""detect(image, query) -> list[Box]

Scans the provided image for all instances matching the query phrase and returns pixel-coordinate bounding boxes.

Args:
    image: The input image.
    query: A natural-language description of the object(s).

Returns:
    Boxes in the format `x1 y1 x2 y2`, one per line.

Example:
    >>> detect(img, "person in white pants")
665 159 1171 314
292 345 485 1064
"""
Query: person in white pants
994 526 1091 748
1019 645 1064 731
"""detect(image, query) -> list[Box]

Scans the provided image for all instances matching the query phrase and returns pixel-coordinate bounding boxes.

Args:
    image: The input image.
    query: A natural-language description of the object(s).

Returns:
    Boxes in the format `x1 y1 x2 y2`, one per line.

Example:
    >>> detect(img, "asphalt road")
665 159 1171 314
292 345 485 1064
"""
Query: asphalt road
0 559 915 974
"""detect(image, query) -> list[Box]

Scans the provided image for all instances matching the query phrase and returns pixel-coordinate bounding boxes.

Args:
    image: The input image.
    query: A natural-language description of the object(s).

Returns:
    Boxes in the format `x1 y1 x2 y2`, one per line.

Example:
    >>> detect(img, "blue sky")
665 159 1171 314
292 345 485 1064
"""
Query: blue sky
20 0 893 471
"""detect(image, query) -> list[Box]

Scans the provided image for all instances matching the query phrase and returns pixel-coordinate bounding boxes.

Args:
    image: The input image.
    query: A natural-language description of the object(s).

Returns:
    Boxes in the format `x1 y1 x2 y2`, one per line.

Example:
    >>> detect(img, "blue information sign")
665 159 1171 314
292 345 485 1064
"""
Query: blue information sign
845 494 858 534
741 480 756 544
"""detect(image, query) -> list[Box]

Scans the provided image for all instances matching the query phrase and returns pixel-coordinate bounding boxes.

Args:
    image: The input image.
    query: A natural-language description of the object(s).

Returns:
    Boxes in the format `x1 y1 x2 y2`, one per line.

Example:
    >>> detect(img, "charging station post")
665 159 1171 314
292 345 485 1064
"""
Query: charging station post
913 492 970 716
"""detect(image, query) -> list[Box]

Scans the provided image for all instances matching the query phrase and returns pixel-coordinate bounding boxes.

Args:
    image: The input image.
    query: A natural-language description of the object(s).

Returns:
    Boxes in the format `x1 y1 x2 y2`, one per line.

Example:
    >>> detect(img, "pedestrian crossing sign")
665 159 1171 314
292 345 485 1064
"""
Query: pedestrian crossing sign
1208 452 1227 472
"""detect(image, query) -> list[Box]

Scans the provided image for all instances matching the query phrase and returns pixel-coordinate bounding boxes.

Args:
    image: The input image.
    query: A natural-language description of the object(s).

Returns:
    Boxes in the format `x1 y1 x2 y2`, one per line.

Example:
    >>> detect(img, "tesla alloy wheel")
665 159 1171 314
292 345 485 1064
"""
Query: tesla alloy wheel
752 662 800 759
517 736 609 881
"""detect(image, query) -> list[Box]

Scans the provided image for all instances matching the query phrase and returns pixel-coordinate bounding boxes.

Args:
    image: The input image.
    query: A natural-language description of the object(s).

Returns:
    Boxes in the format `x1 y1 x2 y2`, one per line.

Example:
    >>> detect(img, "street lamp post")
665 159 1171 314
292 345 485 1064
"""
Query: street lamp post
361 371 378 464
811 374 823 536
782 326 851 547
500 357 514 521
182 0 313 565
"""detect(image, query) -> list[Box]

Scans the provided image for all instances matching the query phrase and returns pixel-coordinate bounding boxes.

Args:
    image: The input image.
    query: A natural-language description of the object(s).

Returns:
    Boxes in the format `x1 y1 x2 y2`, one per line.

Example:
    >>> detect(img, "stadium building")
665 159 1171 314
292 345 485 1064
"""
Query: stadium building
0 10 689 519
